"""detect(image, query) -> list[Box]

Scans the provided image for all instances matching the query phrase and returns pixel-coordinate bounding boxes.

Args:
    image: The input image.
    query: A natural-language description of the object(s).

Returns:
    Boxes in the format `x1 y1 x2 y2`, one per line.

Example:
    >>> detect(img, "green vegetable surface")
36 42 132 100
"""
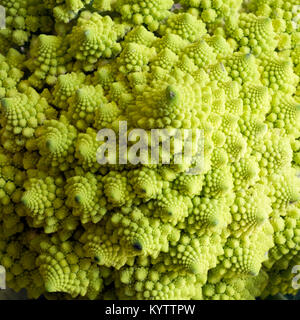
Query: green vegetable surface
0 0 299 300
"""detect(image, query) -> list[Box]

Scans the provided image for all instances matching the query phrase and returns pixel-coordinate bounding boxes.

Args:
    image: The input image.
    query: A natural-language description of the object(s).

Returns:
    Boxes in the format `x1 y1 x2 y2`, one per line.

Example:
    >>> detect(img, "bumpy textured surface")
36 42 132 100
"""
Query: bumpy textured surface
0 0 299 300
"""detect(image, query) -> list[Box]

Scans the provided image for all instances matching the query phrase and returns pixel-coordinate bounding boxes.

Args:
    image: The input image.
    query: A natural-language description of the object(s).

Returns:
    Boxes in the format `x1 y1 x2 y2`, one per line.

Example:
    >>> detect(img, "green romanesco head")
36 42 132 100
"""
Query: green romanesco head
0 0 299 301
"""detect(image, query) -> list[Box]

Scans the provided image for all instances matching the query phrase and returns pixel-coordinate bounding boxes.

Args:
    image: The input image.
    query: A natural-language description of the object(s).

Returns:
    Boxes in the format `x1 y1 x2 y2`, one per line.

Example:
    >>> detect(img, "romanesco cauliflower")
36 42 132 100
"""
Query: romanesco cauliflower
0 0 299 300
